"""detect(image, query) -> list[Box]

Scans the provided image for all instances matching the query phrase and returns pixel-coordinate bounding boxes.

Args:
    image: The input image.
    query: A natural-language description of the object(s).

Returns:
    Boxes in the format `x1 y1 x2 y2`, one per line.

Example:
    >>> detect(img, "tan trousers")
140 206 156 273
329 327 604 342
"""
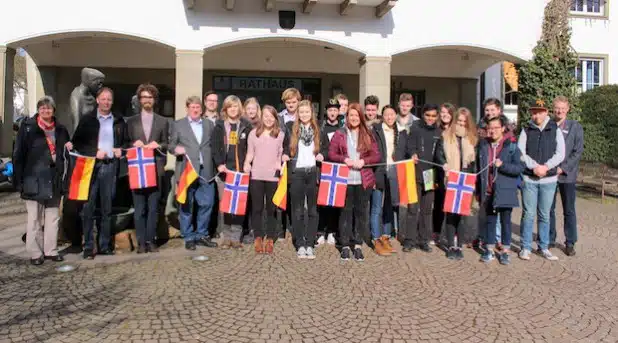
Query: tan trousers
25 198 61 259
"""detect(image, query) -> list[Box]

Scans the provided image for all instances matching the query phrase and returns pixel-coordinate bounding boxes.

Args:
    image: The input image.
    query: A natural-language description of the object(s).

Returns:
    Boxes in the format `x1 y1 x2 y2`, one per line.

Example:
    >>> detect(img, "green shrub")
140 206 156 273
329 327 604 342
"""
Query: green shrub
578 85 618 165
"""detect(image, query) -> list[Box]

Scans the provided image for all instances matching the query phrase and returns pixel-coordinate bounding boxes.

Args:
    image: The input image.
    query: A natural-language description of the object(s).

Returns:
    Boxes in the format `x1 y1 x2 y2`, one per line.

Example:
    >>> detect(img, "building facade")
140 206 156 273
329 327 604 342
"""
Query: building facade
0 0 548 155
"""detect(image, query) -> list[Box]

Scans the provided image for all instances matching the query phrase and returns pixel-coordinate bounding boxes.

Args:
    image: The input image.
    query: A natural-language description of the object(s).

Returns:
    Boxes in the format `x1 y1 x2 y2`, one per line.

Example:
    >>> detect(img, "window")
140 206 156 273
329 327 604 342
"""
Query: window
570 0 605 15
574 58 604 92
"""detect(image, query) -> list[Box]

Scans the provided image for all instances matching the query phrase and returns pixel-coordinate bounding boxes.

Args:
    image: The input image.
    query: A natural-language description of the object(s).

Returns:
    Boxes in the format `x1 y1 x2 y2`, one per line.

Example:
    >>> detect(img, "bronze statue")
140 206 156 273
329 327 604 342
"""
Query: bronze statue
69 67 105 132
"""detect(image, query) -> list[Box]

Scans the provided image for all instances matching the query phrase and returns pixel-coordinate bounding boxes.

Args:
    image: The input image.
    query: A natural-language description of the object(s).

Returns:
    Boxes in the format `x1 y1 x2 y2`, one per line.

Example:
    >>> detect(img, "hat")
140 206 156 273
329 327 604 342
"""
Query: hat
325 98 341 110
529 98 548 112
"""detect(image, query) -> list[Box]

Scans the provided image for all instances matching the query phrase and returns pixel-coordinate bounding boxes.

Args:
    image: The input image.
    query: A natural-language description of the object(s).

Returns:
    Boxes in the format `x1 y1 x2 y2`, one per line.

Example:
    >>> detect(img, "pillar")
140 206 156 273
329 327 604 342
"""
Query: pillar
0 46 16 156
26 53 45 116
359 56 391 111
174 49 203 119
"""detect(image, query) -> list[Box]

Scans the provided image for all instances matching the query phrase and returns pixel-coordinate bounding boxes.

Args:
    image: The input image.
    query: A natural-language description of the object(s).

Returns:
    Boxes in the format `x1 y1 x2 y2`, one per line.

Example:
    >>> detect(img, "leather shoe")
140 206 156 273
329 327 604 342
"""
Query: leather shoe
83 250 94 260
137 245 147 254
419 243 432 252
45 255 64 262
565 245 576 256
146 242 159 253
197 237 218 248
98 250 114 256
185 241 196 250
30 257 44 265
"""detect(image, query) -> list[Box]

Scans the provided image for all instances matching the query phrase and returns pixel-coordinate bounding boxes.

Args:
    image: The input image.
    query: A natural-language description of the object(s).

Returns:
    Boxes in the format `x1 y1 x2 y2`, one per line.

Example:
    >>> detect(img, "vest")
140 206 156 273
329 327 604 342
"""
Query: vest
524 120 558 176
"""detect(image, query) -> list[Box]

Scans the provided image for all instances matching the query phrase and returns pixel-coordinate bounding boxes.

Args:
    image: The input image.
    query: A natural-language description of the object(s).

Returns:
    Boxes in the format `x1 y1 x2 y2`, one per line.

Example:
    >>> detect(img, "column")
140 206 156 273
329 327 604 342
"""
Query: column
0 46 16 156
26 53 45 116
359 56 391 110
174 49 204 119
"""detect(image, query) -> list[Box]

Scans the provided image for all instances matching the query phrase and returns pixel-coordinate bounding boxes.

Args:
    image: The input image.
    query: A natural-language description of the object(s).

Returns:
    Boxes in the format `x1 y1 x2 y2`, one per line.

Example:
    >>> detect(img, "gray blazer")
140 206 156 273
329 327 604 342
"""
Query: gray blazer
125 113 170 176
169 117 216 182
558 119 584 183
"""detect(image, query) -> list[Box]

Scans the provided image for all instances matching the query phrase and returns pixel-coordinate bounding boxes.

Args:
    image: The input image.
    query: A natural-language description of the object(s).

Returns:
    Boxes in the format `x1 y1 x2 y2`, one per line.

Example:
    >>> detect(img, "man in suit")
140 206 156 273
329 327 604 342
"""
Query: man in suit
549 96 583 256
169 95 218 250
67 87 127 259
125 84 170 253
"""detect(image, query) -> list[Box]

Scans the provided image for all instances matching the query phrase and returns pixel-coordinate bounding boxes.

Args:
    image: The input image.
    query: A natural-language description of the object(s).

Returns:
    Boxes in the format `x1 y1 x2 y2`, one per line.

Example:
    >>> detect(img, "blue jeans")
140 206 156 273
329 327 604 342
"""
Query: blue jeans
82 162 116 252
549 182 578 246
179 177 215 242
370 188 395 239
520 181 557 251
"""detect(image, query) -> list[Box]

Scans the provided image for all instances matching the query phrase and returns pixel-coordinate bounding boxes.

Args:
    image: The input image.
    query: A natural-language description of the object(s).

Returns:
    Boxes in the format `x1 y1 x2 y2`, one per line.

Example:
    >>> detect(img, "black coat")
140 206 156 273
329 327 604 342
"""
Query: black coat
372 122 401 190
124 112 170 176
12 115 70 201
212 117 252 172
397 120 442 182
71 111 128 156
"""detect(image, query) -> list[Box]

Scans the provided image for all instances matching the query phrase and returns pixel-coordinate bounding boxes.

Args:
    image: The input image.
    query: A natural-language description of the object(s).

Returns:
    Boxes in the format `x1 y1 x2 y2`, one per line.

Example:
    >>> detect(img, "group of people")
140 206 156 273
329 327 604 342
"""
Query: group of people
12 83 583 266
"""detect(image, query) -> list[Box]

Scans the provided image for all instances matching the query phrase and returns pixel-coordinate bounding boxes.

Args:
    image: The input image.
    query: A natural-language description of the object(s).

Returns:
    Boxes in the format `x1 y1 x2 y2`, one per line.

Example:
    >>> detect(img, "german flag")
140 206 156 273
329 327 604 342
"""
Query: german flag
68 155 95 201
176 159 198 204
272 163 287 210
396 159 418 205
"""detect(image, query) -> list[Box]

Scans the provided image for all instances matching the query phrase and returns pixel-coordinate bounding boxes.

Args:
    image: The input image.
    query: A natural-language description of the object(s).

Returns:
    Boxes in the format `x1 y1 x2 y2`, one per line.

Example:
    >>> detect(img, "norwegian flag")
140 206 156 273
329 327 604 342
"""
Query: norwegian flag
443 170 476 216
317 162 349 208
220 171 250 215
126 147 157 190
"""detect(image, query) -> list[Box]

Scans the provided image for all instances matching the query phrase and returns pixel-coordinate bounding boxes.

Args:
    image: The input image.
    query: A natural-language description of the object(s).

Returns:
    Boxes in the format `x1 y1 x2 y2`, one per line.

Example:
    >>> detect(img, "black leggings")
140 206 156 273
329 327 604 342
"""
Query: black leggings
338 185 371 248
249 180 278 239
289 168 318 247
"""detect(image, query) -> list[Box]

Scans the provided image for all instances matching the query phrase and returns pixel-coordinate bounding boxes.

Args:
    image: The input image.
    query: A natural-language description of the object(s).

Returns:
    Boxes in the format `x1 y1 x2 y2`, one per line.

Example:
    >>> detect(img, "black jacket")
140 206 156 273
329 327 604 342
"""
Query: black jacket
319 121 341 160
71 111 128 156
212 117 252 172
372 122 401 190
124 112 170 176
12 115 70 201
397 120 442 182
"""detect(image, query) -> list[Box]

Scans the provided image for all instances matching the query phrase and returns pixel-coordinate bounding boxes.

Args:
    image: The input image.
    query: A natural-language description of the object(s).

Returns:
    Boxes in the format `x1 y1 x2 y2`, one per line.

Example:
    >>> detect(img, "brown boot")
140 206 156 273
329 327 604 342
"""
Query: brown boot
221 240 231 249
382 236 395 254
264 239 274 254
374 239 390 256
254 237 264 254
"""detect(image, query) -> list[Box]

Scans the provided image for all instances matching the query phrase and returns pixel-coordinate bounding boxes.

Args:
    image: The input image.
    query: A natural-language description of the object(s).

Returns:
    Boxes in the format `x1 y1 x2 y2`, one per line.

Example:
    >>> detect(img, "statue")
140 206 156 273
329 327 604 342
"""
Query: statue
131 95 140 116
69 67 105 132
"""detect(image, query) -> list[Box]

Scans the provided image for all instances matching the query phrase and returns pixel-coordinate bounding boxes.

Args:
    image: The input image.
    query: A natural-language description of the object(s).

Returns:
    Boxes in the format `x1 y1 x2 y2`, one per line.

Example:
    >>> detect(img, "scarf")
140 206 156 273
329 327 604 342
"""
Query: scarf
37 116 56 159
299 124 314 146
443 126 475 172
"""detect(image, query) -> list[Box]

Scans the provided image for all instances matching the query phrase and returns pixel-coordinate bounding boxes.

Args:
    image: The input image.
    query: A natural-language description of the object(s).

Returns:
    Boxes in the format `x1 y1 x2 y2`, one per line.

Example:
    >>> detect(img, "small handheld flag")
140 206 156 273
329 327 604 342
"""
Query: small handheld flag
176 159 198 204
68 155 95 201
126 147 157 189
317 162 349 208
395 159 418 205
272 163 288 210
443 170 476 216
220 171 250 215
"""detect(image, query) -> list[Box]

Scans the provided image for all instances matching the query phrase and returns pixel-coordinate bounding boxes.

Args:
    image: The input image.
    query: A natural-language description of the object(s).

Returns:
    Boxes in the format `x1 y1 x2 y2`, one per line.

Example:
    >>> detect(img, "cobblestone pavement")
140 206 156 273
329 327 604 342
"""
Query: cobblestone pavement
1 193 617 343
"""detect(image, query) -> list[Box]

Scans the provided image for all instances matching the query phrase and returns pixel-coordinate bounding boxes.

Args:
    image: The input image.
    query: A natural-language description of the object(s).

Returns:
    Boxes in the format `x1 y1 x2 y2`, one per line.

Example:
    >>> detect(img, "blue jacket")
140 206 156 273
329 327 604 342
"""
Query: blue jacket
477 138 524 208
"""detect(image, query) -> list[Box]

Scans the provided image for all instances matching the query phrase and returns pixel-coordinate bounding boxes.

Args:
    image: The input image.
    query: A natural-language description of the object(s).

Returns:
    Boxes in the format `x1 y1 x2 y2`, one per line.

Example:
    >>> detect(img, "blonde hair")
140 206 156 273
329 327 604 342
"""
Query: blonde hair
553 95 570 105
281 88 301 102
257 105 281 138
290 100 320 157
445 107 478 147
243 97 261 119
221 95 244 120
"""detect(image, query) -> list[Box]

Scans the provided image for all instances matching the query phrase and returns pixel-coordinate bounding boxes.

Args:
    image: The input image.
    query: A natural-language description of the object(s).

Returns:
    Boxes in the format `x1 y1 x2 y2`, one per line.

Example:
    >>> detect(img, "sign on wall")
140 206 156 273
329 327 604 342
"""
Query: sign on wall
214 76 302 91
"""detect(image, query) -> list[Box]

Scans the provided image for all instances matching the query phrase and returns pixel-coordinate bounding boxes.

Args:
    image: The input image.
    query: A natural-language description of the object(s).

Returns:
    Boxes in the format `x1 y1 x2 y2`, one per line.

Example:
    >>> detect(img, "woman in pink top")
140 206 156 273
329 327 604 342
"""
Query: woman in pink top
243 105 285 254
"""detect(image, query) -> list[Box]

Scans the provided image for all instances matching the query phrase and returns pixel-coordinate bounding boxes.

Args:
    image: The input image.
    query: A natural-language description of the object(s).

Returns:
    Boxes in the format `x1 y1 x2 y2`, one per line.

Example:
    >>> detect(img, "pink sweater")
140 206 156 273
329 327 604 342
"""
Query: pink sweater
244 129 285 182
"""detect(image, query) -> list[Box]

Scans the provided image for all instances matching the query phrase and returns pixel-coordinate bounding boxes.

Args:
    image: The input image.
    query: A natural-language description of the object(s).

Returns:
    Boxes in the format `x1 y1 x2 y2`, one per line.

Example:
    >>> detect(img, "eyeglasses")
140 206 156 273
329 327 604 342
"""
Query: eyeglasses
140 95 154 99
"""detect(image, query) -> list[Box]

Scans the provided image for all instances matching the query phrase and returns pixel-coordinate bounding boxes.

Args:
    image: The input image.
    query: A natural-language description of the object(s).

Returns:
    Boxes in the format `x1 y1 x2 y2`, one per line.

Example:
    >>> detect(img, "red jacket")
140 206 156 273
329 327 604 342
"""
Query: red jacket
328 129 381 189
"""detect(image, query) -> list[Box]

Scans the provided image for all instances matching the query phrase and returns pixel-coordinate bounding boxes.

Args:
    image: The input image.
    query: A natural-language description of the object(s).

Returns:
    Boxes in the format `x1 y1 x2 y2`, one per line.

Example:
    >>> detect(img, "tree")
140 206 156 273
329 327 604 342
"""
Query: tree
13 50 28 117
517 0 578 126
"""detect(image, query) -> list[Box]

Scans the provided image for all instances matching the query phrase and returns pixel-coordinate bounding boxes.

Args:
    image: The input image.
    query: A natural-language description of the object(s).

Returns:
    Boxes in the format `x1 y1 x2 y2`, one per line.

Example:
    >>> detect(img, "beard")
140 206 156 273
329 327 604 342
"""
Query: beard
141 102 153 111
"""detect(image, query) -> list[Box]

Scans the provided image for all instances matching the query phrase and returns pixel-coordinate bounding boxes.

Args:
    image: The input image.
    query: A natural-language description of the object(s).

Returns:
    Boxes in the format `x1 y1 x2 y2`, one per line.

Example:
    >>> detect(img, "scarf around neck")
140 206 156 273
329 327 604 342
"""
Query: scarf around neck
443 127 475 172
37 116 56 158
299 124 314 146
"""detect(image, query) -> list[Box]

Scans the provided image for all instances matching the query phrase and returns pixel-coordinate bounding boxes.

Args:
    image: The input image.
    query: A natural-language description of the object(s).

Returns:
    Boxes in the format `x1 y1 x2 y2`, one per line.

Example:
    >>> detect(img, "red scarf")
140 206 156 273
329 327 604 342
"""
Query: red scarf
37 116 56 157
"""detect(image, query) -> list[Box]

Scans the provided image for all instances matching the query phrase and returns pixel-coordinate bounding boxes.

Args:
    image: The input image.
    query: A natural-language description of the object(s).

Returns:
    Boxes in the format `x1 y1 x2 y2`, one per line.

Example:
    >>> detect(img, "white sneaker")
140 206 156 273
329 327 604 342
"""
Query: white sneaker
305 247 316 259
316 235 325 246
327 233 336 245
429 240 436 246
519 249 531 260
541 249 559 261
297 246 307 259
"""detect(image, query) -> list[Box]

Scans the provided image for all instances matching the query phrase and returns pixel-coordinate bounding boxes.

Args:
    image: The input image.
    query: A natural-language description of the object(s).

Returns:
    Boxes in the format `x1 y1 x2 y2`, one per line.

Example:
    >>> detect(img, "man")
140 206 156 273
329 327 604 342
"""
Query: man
397 93 419 132
125 84 170 253
549 96 583 256
364 95 380 127
517 99 565 261
69 87 126 259
398 104 442 252
336 93 349 127
170 96 218 250
203 91 219 123
278 88 301 127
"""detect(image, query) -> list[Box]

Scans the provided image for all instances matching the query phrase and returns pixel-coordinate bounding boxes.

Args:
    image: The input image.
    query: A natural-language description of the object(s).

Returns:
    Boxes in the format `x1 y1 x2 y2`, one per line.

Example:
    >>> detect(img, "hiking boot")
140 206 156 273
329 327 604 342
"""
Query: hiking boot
373 239 390 256
565 244 576 256
254 237 264 254
381 236 395 254
264 239 274 254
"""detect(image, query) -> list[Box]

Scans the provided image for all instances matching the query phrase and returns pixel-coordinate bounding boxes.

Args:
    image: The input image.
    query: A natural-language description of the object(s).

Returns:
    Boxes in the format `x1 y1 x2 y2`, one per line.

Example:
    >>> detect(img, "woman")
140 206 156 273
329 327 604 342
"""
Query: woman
243 105 285 254
370 105 400 256
243 97 261 127
329 103 381 261
13 96 70 265
435 107 478 259
284 100 323 259
433 102 457 245
213 95 253 249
